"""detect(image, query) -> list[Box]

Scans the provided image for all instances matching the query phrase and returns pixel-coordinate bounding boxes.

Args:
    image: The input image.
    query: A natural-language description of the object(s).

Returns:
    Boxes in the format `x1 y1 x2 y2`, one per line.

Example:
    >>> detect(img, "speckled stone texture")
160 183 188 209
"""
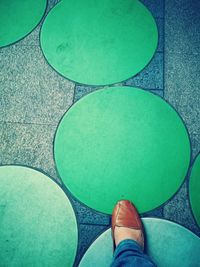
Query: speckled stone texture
0 45 74 124
165 0 200 54
163 182 200 235
164 52 200 158
163 0 200 236
141 0 164 19
124 53 163 90
0 0 74 182
143 205 163 218
0 122 59 181
70 196 110 225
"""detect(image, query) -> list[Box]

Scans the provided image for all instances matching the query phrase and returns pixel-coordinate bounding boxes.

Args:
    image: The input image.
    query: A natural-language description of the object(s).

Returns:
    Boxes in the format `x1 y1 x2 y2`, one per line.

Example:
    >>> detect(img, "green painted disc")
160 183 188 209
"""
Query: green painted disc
54 87 190 214
189 153 200 227
0 166 78 267
40 0 158 85
79 218 200 267
0 0 47 47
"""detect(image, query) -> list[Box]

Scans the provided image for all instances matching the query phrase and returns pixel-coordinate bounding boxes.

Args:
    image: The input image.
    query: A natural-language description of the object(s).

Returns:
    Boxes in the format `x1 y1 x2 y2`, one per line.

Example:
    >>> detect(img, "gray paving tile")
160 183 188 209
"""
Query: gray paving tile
0 45 75 124
190 134 200 160
0 123 7 165
124 52 163 90
141 0 164 19
47 0 60 12
0 95 5 121
70 197 110 225
75 224 108 266
156 18 164 53
163 182 200 236
165 0 200 54
164 0 200 237
0 122 60 182
143 206 163 218
164 52 200 159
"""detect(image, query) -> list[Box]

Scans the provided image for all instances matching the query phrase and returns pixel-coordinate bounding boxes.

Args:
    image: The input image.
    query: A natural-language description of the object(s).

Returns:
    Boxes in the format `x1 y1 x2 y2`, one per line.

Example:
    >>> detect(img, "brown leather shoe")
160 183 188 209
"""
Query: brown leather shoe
111 200 144 250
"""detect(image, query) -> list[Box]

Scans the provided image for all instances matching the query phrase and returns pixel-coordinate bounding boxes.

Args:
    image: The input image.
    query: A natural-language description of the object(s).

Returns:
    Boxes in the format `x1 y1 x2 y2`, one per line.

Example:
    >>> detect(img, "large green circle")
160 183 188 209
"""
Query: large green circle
189 153 200 227
0 166 78 267
78 218 200 267
40 0 158 85
0 0 47 47
54 87 190 214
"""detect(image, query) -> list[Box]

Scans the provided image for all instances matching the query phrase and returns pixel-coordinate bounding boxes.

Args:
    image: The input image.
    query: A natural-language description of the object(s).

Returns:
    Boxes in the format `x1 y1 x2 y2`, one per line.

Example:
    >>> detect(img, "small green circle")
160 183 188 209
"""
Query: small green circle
189 153 200 227
54 87 190 214
0 0 47 47
78 218 200 267
0 166 78 267
40 0 158 85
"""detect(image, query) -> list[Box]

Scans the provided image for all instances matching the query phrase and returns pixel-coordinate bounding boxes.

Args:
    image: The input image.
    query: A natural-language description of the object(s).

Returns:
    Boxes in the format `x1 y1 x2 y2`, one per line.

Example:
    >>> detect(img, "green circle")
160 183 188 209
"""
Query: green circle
54 87 190 214
78 218 200 267
40 0 158 85
189 153 200 227
0 166 78 267
0 0 47 47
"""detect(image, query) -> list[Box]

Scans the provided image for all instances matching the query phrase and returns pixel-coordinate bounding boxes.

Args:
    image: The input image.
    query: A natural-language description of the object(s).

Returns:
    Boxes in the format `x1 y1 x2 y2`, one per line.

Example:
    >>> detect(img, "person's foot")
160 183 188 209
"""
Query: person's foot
111 200 144 249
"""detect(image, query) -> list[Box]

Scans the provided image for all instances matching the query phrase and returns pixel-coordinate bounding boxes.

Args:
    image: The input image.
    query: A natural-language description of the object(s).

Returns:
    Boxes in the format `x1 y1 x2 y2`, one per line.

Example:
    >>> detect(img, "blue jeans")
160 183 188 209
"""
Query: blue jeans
110 240 157 267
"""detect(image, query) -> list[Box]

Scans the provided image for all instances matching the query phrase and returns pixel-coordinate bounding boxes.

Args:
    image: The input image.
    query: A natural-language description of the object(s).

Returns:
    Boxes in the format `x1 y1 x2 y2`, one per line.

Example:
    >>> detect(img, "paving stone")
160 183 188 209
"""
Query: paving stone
124 52 163 90
0 123 7 165
0 122 60 182
0 45 75 124
164 52 200 159
163 182 200 236
46 0 60 13
165 0 200 54
164 0 200 238
156 18 164 53
143 206 163 218
141 0 164 19
0 95 5 121
70 197 110 225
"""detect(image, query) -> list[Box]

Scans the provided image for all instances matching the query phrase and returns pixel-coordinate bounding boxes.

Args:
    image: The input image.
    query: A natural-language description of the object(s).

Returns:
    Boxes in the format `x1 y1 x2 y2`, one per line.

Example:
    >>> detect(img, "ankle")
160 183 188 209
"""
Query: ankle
114 226 144 248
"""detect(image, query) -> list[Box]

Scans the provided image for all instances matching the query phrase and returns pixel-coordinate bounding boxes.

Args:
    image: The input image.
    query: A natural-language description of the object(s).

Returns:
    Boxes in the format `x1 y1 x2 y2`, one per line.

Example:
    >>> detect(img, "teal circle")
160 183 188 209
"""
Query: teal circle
79 218 200 267
189 153 200 227
40 0 158 85
0 166 78 267
0 0 47 47
54 87 190 214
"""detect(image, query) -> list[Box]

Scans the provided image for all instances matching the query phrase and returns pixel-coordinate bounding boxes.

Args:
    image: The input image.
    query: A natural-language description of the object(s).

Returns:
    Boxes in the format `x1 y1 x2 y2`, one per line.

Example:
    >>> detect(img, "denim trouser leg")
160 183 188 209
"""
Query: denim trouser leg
110 239 157 267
